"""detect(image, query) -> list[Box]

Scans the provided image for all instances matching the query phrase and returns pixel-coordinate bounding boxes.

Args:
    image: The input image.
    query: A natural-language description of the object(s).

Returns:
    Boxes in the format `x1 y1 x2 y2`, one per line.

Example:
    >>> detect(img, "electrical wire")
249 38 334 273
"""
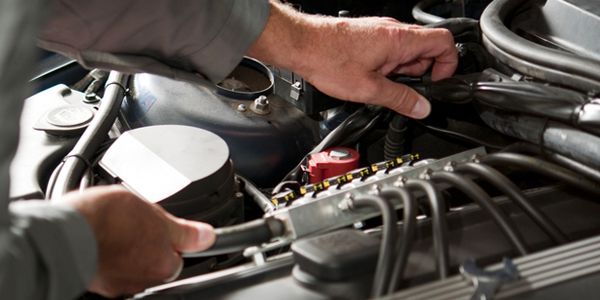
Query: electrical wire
237 176 276 213
501 142 600 185
281 106 383 184
455 162 568 244
351 194 397 298
430 171 529 255
404 179 450 279
480 153 600 196
379 187 417 295
420 123 505 150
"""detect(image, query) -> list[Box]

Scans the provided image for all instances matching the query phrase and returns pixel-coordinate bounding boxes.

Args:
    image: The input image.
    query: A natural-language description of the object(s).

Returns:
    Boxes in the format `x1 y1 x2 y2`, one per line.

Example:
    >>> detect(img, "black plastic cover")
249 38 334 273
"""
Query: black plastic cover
291 229 379 281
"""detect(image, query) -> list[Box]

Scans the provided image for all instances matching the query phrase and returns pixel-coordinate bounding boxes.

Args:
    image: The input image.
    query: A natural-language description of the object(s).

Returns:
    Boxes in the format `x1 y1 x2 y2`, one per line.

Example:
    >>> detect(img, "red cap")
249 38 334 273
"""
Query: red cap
308 147 360 183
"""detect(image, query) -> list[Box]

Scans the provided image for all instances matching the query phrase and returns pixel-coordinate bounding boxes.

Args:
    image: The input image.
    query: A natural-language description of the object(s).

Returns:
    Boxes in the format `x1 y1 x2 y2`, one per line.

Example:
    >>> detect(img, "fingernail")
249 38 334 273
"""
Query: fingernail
410 97 431 119
194 223 215 249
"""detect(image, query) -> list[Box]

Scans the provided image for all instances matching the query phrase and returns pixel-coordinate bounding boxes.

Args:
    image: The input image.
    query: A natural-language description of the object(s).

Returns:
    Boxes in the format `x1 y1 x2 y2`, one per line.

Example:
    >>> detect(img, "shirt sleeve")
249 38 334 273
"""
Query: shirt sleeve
38 0 271 83
0 0 98 298
1 202 97 300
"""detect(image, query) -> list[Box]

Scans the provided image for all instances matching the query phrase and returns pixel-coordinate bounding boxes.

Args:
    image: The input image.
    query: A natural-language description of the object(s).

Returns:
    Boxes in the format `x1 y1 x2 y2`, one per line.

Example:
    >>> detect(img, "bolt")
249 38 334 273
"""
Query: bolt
237 103 247 112
84 93 100 103
252 95 270 114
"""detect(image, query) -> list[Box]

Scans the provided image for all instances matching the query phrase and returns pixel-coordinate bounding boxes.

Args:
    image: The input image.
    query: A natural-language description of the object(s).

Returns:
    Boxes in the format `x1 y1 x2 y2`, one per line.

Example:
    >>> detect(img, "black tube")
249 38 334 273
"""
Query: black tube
545 153 600 185
413 0 445 24
238 176 275 213
501 142 600 185
425 18 480 36
430 172 529 255
49 72 129 199
480 0 600 91
480 153 600 196
352 195 397 298
404 179 450 279
182 218 286 258
455 163 568 244
379 187 417 295
384 115 408 160
479 109 600 172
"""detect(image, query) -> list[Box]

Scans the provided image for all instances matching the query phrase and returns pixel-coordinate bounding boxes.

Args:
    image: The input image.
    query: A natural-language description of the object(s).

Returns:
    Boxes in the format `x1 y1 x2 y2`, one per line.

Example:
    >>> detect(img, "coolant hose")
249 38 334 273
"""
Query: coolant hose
183 218 286 258
49 72 129 199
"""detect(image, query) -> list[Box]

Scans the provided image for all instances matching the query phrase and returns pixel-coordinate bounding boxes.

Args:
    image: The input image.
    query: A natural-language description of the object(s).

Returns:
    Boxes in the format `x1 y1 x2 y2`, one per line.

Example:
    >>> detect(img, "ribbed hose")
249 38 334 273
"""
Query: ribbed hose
384 115 408 160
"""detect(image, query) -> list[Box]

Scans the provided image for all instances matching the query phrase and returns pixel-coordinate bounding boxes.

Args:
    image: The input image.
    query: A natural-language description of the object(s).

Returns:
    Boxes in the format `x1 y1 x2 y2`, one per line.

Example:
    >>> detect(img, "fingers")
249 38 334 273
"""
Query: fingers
165 215 216 253
409 28 458 81
394 58 433 76
370 75 431 119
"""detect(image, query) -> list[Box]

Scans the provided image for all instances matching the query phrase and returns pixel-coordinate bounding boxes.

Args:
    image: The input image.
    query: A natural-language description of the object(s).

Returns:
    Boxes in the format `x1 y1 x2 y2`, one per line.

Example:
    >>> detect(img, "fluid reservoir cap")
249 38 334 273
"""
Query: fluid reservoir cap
99 125 233 207
46 106 94 127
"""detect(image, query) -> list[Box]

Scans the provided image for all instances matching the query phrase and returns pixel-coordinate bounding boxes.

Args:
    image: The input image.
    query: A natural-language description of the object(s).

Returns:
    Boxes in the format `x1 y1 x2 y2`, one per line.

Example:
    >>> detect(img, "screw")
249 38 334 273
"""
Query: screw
237 103 247 112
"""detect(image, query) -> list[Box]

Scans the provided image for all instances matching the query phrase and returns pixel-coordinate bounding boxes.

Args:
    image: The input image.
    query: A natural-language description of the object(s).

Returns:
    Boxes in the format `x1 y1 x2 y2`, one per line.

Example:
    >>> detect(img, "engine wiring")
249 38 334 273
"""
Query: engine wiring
431 171 530 255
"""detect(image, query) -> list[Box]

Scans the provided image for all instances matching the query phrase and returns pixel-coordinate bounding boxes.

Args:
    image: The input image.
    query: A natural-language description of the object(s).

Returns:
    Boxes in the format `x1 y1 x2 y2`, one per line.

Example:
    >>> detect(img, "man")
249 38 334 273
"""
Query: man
0 0 457 298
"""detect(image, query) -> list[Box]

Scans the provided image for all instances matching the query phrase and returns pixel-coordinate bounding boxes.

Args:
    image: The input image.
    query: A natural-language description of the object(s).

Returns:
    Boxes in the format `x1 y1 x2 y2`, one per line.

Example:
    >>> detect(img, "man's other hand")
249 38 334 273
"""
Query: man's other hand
63 185 215 297
249 2 458 119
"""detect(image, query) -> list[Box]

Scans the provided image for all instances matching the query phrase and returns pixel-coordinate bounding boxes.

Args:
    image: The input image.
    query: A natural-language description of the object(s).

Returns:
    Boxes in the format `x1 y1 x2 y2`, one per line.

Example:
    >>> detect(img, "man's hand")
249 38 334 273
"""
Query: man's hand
63 186 215 297
249 1 458 119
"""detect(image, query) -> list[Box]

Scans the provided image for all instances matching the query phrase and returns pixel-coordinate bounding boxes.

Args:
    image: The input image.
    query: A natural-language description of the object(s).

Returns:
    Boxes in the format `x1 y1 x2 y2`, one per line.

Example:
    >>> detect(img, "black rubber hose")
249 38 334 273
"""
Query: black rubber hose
379 187 417 295
425 17 480 36
501 142 600 185
352 195 397 298
413 0 445 24
480 0 600 91
480 153 600 196
384 115 408 160
48 72 129 199
479 109 600 172
430 172 529 255
455 163 568 244
182 218 286 258
404 179 450 279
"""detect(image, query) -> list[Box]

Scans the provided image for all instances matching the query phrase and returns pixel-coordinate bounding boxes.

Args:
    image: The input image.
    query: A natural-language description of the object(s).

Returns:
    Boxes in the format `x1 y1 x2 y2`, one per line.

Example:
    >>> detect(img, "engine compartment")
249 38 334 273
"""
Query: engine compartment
11 0 600 299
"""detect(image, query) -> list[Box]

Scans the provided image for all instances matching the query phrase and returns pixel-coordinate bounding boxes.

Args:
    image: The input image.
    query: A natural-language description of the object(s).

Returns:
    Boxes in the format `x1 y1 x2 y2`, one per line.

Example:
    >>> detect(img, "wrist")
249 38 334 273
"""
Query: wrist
248 1 324 78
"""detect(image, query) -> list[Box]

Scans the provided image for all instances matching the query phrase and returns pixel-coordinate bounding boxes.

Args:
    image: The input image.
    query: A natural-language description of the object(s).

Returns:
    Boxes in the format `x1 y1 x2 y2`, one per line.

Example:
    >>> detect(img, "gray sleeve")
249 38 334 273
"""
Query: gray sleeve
2 202 97 300
38 0 271 83
0 0 98 299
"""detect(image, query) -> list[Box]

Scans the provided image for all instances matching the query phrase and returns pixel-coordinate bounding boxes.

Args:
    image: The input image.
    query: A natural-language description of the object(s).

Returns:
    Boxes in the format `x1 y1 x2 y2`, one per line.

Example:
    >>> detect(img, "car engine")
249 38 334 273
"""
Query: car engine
11 0 600 299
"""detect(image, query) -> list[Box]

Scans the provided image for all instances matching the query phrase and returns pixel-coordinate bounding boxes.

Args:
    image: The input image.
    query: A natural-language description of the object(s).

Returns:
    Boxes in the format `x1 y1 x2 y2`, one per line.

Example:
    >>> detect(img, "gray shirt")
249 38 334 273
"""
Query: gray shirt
0 0 269 299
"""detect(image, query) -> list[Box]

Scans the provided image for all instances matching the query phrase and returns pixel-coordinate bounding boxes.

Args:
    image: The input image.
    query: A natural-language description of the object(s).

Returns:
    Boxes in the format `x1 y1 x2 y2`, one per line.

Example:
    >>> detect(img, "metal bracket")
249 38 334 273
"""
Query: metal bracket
460 258 520 300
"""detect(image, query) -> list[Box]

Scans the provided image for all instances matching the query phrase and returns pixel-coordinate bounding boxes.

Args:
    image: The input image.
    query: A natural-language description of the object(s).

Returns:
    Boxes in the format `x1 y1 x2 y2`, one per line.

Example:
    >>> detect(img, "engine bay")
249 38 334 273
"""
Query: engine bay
11 0 600 299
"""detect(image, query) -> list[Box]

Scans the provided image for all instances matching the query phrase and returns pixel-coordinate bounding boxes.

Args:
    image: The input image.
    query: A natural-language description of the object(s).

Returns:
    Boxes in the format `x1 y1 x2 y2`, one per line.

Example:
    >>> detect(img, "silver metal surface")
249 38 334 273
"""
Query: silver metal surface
267 148 486 239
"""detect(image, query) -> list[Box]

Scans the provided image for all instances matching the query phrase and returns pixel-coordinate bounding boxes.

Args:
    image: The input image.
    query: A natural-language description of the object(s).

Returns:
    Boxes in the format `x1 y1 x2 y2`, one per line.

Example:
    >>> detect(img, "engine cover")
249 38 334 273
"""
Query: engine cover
122 58 321 186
